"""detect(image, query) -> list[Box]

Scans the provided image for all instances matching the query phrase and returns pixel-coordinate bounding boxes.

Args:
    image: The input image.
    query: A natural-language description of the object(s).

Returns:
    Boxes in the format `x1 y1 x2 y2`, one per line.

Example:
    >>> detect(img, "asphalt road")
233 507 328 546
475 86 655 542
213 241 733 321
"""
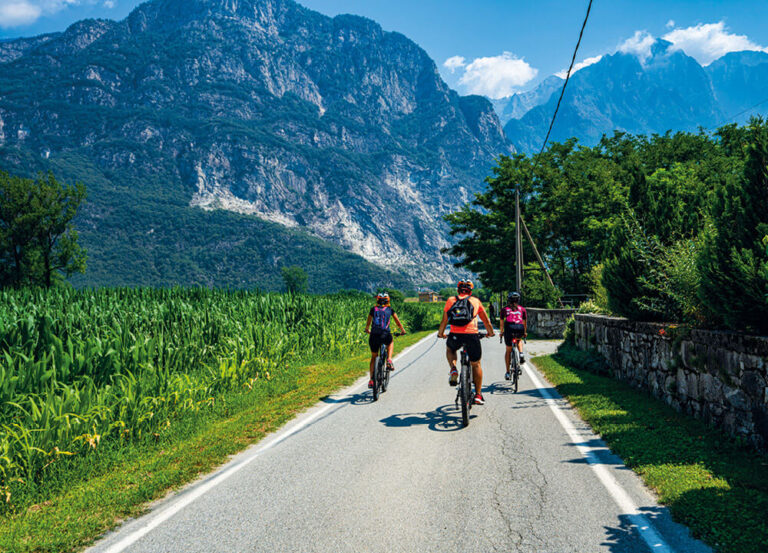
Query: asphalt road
90 334 712 553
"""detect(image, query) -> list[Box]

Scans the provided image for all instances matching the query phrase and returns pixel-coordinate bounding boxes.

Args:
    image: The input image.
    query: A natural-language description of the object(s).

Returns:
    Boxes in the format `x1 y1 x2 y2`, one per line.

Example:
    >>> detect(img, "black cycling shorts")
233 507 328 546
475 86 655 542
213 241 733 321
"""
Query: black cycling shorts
446 333 482 362
504 324 525 347
369 331 393 353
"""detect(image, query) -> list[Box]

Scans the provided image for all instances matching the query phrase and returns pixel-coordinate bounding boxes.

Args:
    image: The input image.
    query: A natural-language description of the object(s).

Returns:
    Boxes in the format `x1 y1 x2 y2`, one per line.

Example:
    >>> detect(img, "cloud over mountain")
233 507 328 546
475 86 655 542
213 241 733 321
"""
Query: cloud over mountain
445 52 538 99
0 0 114 28
617 22 768 67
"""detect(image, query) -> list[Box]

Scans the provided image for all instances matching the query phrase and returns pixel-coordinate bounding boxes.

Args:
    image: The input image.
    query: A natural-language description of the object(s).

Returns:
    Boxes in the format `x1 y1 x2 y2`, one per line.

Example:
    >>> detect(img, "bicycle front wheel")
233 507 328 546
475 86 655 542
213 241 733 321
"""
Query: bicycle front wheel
372 359 381 402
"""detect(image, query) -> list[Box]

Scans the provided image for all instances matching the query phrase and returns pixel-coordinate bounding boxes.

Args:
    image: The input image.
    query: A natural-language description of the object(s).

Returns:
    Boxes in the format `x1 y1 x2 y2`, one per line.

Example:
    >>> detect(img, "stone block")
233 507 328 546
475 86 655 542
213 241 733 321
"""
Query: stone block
725 387 749 410
676 368 688 398
741 371 766 401
687 372 700 401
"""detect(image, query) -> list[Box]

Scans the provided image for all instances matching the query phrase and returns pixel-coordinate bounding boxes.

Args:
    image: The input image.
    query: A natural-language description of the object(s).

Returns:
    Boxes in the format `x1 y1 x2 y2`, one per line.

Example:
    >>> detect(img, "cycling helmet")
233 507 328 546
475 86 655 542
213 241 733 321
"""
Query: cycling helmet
457 279 474 294
507 291 521 304
376 292 390 306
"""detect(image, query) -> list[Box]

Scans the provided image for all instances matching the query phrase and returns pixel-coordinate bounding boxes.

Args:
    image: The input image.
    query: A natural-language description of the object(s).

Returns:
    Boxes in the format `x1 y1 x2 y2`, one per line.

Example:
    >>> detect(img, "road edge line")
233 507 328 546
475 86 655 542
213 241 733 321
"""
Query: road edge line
523 360 674 553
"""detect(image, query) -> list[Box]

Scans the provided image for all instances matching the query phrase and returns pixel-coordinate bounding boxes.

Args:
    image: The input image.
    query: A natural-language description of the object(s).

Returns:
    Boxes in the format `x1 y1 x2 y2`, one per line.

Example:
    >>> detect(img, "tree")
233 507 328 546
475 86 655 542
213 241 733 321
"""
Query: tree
698 118 768 332
281 265 308 294
0 171 86 288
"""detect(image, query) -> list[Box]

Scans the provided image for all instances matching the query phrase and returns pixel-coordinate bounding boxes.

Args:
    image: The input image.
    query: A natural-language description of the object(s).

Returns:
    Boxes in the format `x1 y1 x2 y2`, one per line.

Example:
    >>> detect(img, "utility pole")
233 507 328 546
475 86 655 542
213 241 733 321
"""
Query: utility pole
515 188 523 294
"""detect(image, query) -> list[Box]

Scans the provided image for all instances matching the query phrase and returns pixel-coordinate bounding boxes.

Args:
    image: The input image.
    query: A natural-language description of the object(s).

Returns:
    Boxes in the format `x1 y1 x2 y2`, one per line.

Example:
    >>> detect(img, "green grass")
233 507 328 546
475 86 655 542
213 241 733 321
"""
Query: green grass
0 330 433 553
532 344 768 553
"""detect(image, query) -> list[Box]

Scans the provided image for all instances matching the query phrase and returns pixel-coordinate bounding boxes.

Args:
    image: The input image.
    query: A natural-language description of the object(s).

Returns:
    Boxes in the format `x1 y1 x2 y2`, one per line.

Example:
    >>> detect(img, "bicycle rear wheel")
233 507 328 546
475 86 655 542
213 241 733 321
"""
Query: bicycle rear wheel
460 360 470 427
380 344 390 392
512 350 520 393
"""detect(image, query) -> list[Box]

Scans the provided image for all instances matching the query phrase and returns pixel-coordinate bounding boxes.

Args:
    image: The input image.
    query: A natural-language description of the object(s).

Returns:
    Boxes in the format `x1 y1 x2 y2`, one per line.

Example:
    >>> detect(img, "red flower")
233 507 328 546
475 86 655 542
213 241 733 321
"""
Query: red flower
659 328 667 336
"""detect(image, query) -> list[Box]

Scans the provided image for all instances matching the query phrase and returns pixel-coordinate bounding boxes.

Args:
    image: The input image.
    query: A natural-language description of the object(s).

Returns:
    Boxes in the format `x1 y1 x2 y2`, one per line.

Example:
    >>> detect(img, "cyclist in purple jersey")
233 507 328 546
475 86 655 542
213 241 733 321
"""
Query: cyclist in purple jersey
365 292 406 388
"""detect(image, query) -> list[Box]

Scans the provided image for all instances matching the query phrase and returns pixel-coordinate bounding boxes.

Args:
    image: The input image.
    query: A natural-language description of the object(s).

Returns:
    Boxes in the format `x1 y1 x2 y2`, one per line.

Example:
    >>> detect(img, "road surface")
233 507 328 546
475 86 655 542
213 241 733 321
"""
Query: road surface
90 334 711 553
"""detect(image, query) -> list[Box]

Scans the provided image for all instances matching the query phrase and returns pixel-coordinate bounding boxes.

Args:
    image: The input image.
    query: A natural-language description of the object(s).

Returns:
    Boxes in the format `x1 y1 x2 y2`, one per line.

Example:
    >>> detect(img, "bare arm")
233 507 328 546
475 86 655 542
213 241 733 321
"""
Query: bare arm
480 309 495 338
437 311 449 338
364 314 372 334
392 313 406 334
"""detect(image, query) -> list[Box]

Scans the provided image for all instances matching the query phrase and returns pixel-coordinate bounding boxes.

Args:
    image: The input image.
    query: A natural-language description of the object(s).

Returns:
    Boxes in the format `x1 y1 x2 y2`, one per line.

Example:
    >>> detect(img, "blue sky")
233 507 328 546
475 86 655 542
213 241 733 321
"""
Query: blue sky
2 0 767 97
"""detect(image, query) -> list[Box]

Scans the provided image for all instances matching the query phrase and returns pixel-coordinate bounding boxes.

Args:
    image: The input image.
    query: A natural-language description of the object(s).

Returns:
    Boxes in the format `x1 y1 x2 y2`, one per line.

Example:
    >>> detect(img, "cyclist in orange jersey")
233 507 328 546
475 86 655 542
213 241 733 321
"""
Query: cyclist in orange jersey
437 279 495 405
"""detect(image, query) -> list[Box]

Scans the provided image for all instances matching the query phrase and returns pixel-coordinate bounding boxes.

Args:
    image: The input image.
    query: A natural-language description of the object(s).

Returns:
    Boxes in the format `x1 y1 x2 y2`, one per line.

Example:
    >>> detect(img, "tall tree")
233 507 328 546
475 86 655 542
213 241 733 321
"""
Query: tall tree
698 118 768 332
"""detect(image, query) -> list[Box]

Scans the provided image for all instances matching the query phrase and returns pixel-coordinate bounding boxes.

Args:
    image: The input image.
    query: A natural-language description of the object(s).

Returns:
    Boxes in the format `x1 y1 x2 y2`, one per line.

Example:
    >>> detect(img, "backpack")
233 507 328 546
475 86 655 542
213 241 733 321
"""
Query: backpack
371 306 391 332
505 306 524 325
447 296 475 326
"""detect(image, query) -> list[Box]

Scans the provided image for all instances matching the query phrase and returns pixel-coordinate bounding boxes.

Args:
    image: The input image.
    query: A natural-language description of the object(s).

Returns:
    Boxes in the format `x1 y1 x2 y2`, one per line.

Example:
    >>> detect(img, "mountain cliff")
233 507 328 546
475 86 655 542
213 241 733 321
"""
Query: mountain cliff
0 0 511 287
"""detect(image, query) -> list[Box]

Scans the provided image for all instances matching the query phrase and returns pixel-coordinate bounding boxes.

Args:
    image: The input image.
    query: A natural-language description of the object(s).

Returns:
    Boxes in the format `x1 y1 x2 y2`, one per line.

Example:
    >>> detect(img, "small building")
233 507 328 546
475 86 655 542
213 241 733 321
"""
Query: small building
418 290 439 303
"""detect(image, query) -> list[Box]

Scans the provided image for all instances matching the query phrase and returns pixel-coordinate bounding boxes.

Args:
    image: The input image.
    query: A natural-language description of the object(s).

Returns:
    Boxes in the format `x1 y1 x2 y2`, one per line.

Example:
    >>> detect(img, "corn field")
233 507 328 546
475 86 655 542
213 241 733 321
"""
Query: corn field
0 288 438 510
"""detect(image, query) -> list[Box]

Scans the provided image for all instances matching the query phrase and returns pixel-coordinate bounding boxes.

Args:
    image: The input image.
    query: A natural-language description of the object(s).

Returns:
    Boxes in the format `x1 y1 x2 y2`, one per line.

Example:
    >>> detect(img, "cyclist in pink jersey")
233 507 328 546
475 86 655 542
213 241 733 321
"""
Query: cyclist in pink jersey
499 292 527 378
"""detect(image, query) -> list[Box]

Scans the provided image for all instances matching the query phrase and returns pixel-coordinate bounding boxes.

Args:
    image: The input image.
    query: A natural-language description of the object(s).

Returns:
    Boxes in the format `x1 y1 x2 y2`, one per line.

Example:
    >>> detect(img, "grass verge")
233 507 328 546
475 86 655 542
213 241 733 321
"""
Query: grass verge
532 344 768 553
0 330 434 553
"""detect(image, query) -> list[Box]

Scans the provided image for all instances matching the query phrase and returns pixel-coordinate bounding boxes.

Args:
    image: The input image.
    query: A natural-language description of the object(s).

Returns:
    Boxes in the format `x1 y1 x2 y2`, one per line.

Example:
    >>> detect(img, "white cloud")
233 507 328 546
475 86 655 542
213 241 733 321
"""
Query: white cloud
455 52 538 99
555 54 603 79
0 1 42 27
0 0 102 27
103 0 114 7
443 55 466 74
618 30 656 63
666 19 675 29
663 21 768 65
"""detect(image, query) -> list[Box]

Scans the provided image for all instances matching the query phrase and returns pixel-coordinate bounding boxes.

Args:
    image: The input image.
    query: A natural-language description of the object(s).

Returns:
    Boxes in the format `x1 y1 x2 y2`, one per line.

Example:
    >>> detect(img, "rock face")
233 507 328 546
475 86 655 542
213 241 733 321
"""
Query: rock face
0 0 512 284
505 40 723 153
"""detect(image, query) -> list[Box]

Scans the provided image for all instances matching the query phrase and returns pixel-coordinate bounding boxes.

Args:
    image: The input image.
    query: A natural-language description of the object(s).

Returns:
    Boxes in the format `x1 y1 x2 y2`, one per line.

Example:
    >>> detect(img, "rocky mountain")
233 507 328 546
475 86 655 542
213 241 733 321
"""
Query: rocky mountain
706 50 768 123
504 40 725 153
0 0 511 288
491 76 563 126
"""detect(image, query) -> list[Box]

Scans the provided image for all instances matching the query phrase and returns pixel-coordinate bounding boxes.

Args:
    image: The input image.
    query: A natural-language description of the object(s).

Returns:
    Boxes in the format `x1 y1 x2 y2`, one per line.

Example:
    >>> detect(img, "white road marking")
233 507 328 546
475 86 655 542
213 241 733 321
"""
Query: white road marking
97 333 436 553
523 361 674 553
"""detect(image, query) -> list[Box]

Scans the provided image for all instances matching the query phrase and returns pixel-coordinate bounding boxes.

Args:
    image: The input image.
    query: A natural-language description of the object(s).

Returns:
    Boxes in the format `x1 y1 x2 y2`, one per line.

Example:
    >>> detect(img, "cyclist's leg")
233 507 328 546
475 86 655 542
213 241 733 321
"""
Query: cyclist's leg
368 333 380 381
471 360 482 395
467 335 483 401
504 345 513 370
446 334 460 385
385 332 395 362
517 337 525 363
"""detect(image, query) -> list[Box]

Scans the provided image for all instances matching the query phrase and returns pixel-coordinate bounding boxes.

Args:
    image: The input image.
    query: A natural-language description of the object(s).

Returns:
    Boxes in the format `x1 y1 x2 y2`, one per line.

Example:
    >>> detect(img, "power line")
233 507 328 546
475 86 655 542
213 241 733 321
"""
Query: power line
709 95 768 130
539 0 594 155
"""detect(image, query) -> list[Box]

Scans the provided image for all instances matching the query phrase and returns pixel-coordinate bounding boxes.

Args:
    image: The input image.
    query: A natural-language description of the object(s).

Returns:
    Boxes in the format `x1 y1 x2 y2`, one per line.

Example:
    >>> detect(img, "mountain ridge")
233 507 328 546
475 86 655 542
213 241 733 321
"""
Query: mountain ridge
0 0 512 287
501 41 768 153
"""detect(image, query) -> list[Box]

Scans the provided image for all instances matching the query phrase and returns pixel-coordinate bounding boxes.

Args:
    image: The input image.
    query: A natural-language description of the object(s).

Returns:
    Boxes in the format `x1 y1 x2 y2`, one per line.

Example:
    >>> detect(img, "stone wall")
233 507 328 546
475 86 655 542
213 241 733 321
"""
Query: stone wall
574 314 768 450
527 308 576 339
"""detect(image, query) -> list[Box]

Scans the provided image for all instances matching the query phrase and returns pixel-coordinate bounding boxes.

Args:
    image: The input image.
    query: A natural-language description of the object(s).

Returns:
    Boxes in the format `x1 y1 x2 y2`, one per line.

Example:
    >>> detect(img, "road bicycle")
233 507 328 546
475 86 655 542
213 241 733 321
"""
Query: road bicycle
504 336 525 393
455 332 487 427
372 332 403 401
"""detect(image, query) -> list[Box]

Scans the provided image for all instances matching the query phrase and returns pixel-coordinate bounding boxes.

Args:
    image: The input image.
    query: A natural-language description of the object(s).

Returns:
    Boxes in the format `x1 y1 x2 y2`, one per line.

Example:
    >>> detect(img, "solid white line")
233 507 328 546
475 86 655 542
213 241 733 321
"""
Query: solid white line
523 362 673 553
98 333 436 553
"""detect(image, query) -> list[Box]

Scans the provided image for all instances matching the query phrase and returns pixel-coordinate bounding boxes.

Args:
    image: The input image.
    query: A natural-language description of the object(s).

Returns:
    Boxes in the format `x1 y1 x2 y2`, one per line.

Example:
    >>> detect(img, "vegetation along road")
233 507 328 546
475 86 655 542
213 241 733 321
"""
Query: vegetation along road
88 336 710 553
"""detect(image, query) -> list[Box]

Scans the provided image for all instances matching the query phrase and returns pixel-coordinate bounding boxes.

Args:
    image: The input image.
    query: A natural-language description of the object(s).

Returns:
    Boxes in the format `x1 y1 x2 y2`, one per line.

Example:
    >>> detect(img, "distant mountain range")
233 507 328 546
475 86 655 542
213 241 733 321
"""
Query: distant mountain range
0 0 511 289
498 40 768 153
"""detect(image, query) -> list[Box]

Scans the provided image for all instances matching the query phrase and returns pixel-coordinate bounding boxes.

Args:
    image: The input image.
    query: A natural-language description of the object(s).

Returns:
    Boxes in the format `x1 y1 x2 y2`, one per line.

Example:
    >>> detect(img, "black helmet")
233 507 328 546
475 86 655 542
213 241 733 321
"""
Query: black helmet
507 291 521 304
